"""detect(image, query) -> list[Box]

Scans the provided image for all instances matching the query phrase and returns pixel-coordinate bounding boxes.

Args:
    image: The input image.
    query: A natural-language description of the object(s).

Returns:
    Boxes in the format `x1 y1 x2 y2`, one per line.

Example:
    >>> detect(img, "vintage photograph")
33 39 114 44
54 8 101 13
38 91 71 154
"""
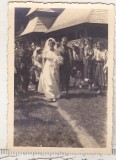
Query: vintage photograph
8 2 114 153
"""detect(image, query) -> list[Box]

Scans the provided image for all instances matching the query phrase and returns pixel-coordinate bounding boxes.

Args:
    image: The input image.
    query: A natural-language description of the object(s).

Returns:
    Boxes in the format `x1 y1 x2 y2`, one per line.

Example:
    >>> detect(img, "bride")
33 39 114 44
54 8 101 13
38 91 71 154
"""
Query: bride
38 38 63 102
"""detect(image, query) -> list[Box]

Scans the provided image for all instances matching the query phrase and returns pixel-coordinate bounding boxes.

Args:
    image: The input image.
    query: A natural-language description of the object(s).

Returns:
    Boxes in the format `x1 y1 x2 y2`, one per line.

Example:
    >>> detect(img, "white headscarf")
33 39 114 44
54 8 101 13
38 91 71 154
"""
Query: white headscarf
43 38 56 54
42 38 57 66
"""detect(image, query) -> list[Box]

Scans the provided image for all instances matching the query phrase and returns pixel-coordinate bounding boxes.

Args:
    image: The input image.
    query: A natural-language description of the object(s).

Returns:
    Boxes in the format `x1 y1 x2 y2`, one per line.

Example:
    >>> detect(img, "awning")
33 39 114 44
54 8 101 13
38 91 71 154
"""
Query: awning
47 9 108 32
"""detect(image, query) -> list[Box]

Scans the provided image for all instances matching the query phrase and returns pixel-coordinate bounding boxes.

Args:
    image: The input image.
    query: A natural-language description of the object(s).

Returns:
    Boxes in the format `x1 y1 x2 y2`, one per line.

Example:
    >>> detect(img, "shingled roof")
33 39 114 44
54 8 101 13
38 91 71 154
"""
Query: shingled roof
47 9 108 32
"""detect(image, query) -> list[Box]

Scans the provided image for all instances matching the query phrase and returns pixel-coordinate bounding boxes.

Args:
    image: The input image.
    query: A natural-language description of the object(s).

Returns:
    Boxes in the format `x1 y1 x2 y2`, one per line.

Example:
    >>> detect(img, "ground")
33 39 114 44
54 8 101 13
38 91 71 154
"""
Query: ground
14 82 107 148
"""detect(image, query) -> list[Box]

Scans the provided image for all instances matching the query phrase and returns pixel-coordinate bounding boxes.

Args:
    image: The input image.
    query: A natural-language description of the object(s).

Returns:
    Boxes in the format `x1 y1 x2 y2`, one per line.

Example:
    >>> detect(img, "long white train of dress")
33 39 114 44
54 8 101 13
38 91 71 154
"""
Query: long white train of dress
38 50 60 99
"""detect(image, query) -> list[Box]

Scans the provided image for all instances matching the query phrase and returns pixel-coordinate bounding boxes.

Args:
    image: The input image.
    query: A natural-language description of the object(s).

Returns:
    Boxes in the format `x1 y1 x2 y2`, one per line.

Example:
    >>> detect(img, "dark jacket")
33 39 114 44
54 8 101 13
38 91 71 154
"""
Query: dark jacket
57 46 73 71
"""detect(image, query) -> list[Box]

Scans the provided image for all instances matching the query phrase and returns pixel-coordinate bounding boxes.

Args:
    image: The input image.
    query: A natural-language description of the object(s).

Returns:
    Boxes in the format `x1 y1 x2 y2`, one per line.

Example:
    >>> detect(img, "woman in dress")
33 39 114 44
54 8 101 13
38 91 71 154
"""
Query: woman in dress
32 47 42 91
38 38 63 102
93 41 108 93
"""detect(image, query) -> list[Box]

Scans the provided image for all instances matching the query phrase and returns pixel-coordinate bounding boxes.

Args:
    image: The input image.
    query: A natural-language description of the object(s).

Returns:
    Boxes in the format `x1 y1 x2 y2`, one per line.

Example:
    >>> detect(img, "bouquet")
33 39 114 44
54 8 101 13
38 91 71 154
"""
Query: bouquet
57 56 63 65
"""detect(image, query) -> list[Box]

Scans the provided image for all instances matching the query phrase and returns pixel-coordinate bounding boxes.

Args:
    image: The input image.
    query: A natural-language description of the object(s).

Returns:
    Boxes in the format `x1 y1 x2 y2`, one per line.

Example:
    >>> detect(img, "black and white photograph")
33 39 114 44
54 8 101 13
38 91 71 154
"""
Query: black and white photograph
8 2 114 153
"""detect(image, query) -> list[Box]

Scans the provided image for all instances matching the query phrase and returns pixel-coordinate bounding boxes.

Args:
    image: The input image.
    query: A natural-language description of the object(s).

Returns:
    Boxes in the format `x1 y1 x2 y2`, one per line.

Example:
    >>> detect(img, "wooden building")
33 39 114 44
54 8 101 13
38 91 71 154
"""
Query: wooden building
19 8 108 47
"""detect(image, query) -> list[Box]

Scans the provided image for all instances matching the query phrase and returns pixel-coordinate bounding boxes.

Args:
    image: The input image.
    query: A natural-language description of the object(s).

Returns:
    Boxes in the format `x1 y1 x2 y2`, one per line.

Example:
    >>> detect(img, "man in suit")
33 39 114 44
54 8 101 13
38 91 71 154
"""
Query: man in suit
58 37 73 95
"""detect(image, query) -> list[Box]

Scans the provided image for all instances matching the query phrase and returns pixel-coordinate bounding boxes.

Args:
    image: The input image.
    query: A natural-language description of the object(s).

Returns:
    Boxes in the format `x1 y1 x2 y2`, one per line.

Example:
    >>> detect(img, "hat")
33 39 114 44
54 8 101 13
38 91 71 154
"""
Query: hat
62 37 68 41
97 41 104 46
36 47 41 51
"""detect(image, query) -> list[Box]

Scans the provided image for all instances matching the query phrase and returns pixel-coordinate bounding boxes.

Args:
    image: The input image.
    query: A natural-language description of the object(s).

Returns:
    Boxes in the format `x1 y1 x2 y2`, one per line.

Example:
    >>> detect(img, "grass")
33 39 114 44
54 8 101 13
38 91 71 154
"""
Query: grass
59 88 107 147
14 84 107 148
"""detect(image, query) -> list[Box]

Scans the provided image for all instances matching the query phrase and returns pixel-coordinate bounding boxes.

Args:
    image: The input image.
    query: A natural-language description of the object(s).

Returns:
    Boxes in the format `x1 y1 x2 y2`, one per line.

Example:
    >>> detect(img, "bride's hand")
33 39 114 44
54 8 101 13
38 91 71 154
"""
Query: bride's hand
57 56 63 65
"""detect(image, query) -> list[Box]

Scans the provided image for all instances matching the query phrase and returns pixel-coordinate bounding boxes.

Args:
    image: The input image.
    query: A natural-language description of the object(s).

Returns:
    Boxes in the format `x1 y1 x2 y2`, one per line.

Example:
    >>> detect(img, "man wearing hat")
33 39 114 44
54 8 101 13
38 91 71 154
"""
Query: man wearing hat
57 37 73 95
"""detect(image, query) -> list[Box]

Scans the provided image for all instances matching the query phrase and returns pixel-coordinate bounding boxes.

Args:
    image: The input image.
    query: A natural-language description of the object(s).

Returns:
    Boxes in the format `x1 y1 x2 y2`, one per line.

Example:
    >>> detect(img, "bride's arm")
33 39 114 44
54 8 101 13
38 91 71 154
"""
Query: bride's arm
44 51 58 62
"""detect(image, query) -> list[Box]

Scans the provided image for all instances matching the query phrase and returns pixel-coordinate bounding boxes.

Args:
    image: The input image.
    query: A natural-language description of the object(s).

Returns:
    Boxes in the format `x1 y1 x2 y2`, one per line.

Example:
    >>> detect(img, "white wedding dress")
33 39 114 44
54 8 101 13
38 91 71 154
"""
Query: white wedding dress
38 50 60 99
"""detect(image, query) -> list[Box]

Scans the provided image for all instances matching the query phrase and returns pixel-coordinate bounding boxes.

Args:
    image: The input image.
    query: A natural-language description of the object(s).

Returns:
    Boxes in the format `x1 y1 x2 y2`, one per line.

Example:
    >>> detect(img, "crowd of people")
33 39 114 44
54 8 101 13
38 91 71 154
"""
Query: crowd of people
14 36 108 102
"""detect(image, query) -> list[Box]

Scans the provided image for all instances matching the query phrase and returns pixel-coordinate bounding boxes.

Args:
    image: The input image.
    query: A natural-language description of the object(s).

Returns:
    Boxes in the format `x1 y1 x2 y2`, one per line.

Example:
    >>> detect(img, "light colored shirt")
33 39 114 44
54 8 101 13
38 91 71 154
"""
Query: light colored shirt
33 48 42 68
94 49 107 62
73 50 80 61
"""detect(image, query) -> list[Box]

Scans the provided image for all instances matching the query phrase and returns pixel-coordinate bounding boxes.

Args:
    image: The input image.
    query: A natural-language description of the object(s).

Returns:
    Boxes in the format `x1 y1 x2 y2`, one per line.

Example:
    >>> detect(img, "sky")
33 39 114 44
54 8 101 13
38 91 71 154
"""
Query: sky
15 8 30 35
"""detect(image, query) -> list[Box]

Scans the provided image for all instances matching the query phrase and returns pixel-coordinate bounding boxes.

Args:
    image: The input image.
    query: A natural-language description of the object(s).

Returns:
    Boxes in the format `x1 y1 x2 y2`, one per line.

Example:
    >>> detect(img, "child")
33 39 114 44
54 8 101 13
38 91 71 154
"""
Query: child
33 47 42 91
